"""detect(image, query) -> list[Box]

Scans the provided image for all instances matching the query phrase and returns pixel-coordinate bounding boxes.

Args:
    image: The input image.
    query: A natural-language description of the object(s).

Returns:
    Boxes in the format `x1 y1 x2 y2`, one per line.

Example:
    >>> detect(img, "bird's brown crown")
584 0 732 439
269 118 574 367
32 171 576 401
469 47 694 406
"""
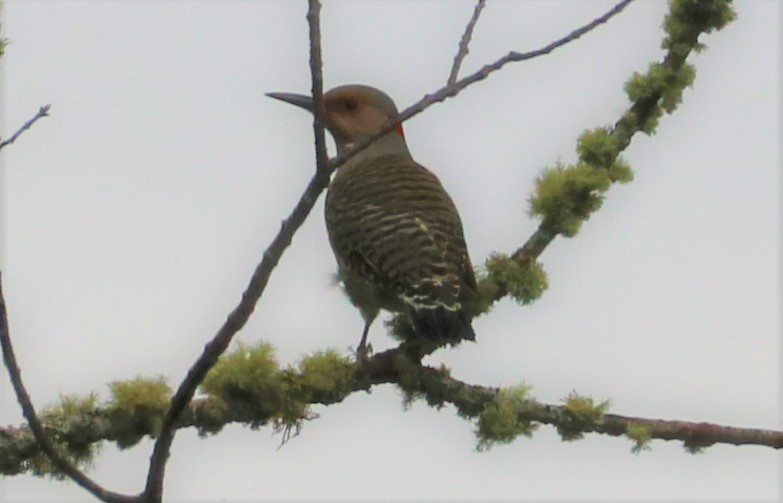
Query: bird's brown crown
322 85 404 143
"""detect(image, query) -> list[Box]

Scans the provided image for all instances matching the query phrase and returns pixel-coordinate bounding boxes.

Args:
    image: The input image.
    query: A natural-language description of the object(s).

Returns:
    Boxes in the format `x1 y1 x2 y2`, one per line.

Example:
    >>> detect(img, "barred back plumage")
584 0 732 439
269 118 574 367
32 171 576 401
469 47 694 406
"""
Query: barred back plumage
325 153 476 344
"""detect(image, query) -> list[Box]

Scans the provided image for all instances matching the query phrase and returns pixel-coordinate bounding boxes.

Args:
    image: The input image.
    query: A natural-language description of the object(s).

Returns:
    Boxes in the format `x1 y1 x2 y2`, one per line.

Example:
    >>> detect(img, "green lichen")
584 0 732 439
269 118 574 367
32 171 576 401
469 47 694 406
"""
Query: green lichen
106 377 171 449
576 129 634 184
396 353 451 408
625 63 669 104
475 384 536 451
621 0 735 137
268 370 309 439
661 64 696 113
577 128 620 168
201 342 282 423
625 62 696 134
663 0 736 54
557 391 610 441
683 443 707 454
269 350 355 438
683 432 713 454
608 158 634 185
193 397 230 437
625 423 653 454
529 162 613 237
40 394 99 422
295 349 354 403
108 377 170 414
471 268 501 316
624 66 666 133
546 1 736 235
27 394 101 478
24 443 96 480
485 253 548 305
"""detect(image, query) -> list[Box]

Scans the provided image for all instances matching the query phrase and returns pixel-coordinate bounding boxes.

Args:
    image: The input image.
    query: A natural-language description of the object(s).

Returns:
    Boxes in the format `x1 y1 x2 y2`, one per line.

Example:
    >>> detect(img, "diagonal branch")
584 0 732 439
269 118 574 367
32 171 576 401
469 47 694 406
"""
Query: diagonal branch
447 0 487 86
142 2 330 501
0 273 136 503
307 0 330 179
142 178 331 499
0 105 51 152
328 0 635 174
509 0 701 274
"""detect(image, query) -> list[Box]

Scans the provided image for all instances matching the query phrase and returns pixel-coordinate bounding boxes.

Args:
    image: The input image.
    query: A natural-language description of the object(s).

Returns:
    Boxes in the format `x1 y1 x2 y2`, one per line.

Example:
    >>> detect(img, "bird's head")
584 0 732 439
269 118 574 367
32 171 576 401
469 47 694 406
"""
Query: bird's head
267 84 406 154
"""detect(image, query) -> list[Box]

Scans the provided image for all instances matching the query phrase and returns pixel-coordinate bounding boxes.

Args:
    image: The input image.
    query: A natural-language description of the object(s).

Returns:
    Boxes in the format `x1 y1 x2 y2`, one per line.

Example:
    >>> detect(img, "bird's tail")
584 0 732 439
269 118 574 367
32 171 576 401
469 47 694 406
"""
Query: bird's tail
406 304 475 344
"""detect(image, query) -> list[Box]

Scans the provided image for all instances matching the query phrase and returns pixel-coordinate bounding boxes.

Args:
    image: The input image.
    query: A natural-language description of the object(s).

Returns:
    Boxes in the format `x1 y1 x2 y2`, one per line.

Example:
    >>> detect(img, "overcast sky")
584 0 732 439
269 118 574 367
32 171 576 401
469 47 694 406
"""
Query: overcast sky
1 1 779 501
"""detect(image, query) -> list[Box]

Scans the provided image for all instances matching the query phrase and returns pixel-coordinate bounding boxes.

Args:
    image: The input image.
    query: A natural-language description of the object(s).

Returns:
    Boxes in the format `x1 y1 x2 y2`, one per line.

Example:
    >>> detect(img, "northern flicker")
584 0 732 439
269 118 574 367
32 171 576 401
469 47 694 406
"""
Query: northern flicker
268 84 476 349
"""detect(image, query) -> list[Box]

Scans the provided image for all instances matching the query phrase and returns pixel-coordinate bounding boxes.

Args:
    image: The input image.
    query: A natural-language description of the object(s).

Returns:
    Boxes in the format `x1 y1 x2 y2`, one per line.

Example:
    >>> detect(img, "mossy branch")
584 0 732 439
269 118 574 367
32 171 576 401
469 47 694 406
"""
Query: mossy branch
1 341 780 477
386 0 736 345
467 0 737 315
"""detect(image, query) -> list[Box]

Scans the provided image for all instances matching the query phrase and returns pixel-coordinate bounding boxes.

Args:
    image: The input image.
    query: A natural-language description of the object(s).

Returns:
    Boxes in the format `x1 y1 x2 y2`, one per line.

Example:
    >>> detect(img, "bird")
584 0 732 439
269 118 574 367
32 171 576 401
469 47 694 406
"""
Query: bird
267 84 476 351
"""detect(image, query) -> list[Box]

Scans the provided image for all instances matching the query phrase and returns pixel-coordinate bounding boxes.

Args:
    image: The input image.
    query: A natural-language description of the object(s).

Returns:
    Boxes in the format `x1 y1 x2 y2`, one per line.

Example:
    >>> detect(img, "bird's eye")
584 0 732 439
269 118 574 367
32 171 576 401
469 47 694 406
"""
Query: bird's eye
343 99 358 112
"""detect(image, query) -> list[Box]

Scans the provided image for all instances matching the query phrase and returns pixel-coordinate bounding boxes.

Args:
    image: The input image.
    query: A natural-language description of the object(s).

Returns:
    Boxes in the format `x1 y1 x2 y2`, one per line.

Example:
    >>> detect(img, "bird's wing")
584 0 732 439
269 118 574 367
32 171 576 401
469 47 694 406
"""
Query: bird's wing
326 157 475 312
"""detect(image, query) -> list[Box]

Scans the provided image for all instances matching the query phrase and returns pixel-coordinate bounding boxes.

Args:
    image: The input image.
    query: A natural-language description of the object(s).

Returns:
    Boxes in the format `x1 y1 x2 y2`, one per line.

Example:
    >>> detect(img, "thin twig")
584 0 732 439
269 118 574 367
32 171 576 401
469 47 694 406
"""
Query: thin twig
142 2 331 501
448 0 487 86
0 273 137 503
308 0 330 179
361 348 783 450
328 0 635 174
0 105 51 152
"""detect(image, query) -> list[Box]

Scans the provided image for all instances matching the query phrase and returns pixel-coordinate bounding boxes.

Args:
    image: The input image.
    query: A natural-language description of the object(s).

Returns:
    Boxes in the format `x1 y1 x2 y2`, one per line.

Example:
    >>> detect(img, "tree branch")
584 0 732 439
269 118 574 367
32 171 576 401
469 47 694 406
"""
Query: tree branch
505 0 725 300
2 344 779 478
307 0 330 179
447 0 487 86
361 348 783 450
327 0 635 175
141 2 331 501
0 273 136 502
0 105 51 152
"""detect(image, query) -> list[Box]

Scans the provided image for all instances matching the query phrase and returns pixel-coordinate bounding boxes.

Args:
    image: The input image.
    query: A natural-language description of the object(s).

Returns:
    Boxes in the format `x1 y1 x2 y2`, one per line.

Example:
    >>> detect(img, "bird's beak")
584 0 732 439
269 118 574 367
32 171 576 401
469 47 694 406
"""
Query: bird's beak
266 92 313 112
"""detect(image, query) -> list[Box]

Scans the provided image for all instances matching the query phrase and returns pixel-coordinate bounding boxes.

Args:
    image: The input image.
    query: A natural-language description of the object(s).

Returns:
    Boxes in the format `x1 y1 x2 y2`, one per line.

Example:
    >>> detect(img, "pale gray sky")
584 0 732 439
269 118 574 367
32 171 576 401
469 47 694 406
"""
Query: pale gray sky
1 1 779 501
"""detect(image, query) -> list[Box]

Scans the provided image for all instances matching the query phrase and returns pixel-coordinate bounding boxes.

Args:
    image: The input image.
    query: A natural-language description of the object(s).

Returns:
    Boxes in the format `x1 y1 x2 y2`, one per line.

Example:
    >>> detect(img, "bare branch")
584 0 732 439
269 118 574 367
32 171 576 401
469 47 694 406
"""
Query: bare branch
0 105 51 152
596 413 783 451
0 273 136 503
448 0 487 86
143 2 331 501
307 0 330 179
328 0 635 174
